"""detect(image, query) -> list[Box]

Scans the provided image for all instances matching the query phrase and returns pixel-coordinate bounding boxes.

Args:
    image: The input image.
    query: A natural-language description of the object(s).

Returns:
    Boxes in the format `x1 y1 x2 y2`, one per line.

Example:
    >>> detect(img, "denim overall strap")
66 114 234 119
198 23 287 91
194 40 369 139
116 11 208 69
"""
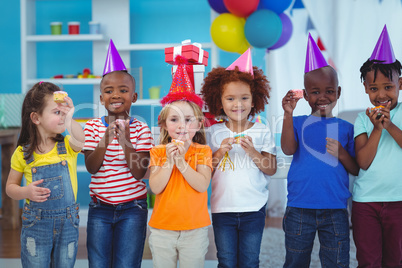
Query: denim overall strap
23 145 34 165
29 141 75 210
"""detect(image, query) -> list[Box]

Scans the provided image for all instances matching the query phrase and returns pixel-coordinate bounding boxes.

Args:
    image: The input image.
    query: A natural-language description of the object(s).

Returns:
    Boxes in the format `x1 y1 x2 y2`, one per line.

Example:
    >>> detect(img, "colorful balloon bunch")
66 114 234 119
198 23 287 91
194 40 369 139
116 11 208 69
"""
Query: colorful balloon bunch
209 0 293 53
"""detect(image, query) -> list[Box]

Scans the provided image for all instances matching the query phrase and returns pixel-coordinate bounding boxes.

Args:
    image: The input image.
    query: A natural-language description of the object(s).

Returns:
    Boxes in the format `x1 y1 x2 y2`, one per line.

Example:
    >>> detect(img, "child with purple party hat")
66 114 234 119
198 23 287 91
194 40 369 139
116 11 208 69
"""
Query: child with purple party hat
83 39 153 268
281 33 359 267
352 25 402 267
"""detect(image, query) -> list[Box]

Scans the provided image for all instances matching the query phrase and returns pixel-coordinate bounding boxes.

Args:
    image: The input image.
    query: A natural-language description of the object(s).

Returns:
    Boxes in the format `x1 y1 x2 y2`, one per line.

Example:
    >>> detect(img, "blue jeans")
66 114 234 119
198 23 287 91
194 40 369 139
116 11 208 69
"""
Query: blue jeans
283 207 350 268
86 198 148 268
20 203 80 268
212 205 266 268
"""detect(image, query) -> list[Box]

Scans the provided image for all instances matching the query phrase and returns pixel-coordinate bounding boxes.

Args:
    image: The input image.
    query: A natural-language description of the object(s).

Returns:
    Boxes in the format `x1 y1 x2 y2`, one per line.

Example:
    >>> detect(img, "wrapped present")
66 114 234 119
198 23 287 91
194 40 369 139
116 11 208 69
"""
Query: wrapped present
165 40 209 66
172 64 205 95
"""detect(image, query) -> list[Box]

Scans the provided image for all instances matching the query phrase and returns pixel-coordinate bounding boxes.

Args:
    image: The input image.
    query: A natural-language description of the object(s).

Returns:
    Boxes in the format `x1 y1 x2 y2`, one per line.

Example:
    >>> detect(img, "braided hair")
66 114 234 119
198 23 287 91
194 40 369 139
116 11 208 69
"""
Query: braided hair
360 59 402 82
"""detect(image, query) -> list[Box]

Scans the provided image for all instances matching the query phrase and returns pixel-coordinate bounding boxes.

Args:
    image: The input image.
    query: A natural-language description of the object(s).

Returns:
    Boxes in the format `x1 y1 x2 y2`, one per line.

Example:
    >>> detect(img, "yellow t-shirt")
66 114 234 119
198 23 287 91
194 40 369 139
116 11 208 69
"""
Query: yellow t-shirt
11 136 80 202
148 143 212 230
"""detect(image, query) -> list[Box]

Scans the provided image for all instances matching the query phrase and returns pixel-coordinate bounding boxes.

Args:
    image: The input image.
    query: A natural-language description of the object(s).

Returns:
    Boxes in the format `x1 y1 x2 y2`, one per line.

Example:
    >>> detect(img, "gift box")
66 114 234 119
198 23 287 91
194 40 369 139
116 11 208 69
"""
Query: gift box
165 40 209 66
172 65 205 95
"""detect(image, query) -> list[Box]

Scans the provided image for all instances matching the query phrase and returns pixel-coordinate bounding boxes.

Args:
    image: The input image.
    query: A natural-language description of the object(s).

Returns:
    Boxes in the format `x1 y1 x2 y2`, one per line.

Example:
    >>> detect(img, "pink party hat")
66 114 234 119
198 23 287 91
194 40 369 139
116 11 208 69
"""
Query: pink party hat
226 48 254 76
369 25 396 64
103 39 127 76
305 33 328 73
161 56 204 108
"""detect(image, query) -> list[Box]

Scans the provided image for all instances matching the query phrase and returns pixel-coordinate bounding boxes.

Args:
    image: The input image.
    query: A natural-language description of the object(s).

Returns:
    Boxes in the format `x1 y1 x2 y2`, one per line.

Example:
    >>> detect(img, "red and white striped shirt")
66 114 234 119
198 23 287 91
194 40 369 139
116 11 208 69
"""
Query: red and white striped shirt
83 117 154 204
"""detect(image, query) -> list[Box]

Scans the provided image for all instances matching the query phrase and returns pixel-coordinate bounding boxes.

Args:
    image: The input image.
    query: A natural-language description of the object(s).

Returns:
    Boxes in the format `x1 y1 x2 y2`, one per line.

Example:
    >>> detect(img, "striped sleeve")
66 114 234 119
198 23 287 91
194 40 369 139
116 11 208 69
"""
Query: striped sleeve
132 120 154 152
83 119 99 151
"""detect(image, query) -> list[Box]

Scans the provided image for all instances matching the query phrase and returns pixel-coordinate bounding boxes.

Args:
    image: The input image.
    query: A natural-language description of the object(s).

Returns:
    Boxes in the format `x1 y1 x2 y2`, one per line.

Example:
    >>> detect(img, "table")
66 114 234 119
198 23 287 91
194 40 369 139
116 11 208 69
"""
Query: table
0 128 20 229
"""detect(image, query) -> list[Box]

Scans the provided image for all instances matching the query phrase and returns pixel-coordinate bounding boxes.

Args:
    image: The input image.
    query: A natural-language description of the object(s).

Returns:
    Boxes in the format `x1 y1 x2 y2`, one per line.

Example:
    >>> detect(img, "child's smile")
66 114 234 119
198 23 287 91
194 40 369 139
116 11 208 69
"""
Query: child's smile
364 70 402 110
100 71 137 118
221 81 253 123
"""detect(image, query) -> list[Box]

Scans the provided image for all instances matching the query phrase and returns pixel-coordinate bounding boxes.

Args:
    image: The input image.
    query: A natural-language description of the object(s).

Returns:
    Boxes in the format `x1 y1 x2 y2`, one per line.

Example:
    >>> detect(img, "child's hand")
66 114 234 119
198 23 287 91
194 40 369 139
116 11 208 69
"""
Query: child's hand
380 101 392 130
115 119 132 148
366 106 385 130
326 138 345 159
27 179 51 202
218 137 234 155
103 122 117 146
282 90 300 114
165 142 179 162
57 96 74 121
240 135 257 155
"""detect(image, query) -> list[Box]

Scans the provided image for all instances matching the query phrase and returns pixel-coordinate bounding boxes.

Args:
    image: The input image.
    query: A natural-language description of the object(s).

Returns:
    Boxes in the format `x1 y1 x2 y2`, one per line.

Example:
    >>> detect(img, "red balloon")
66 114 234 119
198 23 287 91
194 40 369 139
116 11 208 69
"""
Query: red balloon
223 0 259 18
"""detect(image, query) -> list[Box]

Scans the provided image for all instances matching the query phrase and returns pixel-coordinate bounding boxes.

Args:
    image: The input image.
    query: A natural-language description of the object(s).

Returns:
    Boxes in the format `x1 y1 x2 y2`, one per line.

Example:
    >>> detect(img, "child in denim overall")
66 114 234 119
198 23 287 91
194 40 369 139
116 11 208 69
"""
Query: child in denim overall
6 82 85 268
281 35 359 267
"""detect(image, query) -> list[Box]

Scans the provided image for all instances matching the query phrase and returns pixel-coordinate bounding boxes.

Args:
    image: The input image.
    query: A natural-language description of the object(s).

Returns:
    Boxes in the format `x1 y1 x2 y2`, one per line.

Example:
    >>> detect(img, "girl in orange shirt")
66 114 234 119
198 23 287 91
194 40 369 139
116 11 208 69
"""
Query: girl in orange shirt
148 57 212 268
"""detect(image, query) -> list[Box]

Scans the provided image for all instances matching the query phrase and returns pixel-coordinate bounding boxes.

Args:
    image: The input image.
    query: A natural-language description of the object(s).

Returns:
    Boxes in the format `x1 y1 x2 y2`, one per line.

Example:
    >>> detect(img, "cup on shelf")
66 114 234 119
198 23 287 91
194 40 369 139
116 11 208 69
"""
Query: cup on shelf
68 22 80 34
149 86 161 99
50 22 62 35
89 21 101 34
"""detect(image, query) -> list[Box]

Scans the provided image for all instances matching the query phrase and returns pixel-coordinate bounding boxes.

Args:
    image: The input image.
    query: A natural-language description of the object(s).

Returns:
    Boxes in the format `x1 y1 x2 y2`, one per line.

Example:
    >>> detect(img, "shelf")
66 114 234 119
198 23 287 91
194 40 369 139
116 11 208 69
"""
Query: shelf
27 78 102 85
26 34 105 42
118 42 214 51
132 99 161 106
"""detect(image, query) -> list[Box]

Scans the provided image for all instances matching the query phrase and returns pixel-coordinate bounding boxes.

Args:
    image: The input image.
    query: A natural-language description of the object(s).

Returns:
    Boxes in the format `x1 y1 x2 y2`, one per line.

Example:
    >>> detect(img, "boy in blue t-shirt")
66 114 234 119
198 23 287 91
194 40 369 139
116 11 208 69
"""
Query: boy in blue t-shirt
280 34 359 267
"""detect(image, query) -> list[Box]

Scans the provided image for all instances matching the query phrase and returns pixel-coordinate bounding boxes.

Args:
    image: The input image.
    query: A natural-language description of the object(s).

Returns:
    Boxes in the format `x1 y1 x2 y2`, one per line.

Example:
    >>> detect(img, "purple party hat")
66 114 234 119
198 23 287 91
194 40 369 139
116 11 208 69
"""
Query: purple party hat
103 39 127 76
369 25 396 64
226 48 254 76
305 33 328 73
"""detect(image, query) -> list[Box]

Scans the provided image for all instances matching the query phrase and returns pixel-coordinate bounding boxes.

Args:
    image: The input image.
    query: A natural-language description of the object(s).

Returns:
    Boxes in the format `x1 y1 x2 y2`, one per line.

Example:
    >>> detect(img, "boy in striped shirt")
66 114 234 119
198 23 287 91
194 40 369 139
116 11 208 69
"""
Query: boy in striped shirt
83 40 153 268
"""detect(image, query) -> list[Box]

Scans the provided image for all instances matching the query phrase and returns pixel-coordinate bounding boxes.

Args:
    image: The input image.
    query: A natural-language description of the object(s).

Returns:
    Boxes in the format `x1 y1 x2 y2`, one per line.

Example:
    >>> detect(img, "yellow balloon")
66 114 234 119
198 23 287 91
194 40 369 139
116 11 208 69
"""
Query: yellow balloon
211 13 249 54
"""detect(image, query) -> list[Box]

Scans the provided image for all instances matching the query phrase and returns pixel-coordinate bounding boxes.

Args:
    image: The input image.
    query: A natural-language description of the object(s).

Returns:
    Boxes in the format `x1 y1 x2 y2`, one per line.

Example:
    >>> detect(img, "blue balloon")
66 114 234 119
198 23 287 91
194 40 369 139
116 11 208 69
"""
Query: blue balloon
207 0 229 14
244 9 282 48
260 0 292 14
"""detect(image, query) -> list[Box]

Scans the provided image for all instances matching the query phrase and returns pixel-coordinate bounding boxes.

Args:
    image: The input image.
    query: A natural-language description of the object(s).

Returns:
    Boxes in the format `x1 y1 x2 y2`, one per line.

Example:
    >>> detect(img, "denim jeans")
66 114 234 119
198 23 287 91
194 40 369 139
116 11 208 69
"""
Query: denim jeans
212 205 266 268
283 207 350 268
86 198 148 268
20 203 80 268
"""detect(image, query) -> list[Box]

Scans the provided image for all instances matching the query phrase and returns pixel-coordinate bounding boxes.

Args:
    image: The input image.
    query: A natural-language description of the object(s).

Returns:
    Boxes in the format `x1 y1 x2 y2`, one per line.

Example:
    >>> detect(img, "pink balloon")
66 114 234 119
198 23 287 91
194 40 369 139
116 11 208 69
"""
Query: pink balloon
223 0 260 18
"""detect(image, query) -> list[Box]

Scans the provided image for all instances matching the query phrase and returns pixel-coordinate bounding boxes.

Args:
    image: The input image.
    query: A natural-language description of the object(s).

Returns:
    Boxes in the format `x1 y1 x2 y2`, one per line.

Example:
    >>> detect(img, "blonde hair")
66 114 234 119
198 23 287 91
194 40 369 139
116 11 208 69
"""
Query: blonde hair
158 101 206 145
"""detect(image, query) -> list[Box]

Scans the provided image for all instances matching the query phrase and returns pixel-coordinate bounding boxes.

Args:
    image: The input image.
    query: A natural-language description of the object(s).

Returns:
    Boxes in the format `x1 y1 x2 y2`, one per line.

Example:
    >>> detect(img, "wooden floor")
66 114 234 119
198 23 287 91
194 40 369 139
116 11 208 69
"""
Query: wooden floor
0 213 282 260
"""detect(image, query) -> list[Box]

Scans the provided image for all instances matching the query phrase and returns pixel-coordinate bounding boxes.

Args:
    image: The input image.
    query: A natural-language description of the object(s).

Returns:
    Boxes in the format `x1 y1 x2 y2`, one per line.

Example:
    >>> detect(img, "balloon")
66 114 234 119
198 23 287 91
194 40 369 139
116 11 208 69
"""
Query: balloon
260 0 292 14
207 0 229 14
244 9 282 48
211 13 249 54
223 0 259 18
268 13 293 50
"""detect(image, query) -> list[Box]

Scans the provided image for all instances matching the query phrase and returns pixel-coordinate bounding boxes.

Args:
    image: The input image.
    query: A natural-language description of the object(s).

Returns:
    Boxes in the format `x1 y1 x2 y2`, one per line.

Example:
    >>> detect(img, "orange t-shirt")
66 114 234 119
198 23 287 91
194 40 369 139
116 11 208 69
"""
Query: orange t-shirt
148 143 212 230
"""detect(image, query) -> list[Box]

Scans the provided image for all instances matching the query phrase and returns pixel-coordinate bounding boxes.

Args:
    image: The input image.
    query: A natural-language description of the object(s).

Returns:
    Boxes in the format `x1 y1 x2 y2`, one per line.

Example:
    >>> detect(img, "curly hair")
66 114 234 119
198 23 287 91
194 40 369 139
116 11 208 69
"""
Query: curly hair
201 66 271 118
360 59 402 82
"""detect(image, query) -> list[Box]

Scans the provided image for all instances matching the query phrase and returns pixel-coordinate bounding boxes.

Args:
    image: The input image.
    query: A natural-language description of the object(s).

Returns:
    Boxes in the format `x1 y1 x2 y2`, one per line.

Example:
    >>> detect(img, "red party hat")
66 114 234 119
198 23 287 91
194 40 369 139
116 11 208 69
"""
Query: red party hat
305 33 328 73
103 39 127 76
160 55 204 108
369 25 396 64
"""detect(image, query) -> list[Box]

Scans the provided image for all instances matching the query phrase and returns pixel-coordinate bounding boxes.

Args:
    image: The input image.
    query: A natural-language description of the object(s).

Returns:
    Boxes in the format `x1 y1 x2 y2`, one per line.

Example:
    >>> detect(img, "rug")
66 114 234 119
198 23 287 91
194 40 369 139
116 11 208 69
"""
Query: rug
259 228 357 267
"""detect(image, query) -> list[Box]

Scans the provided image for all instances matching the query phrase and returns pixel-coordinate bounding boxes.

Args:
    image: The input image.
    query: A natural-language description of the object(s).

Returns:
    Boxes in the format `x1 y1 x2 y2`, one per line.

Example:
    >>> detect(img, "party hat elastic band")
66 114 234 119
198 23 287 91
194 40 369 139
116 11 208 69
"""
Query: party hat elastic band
369 25 396 64
305 33 328 73
226 48 254 76
103 39 127 76
160 55 203 108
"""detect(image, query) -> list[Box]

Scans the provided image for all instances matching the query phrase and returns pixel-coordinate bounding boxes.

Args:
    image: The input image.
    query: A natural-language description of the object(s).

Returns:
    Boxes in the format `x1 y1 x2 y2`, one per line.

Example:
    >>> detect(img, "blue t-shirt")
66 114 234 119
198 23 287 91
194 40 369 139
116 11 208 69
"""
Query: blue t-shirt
353 102 402 202
287 115 355 209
